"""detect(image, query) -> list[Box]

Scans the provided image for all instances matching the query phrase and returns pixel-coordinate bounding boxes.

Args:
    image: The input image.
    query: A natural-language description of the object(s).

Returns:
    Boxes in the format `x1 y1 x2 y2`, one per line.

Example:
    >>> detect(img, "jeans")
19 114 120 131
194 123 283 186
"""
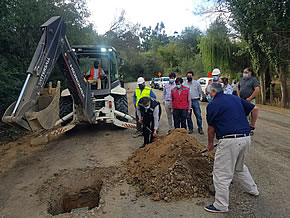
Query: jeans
173 109 187 129
186 100 202 130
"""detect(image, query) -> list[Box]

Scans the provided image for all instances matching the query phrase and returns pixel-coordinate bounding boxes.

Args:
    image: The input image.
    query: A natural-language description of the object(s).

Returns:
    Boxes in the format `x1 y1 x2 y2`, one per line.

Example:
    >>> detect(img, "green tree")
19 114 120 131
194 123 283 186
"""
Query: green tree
224 0 290 107
157 43 179 72
199 18 232 73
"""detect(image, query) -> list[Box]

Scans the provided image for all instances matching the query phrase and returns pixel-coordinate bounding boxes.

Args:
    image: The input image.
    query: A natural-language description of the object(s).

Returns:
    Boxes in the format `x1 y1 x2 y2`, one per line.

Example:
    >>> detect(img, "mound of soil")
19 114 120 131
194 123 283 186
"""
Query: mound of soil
126 128 214 201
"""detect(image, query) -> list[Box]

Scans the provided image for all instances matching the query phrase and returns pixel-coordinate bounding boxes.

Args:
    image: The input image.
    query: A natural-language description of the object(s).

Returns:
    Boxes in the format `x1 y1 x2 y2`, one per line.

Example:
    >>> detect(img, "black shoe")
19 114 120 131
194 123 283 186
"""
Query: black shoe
198 128 204 135
188 129 193 134
139 144 146 149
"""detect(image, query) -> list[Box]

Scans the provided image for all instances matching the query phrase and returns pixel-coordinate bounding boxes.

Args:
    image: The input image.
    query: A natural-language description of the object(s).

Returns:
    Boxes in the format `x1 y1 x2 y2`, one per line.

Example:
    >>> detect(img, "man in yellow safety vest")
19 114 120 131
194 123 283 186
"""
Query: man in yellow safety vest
133 77 156 137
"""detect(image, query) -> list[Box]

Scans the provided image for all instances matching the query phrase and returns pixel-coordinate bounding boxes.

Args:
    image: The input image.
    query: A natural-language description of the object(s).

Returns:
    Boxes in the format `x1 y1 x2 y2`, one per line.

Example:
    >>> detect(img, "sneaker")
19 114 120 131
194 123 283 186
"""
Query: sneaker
139 144 146 149
133 131 143 138
198 128 204 135
167 130 172 135
204 204 226 213
249 191 259 197
188 129 193 134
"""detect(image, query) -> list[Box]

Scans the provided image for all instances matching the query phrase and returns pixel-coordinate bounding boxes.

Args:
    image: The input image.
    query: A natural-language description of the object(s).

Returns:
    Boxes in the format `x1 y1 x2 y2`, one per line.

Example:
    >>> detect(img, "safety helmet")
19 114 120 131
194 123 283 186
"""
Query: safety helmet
137 77 145 84
212 68 221 76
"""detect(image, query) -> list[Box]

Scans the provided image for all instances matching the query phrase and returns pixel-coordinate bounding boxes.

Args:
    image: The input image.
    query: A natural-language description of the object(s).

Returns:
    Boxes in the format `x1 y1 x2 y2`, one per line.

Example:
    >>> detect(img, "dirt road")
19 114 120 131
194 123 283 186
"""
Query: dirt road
0 83 289 218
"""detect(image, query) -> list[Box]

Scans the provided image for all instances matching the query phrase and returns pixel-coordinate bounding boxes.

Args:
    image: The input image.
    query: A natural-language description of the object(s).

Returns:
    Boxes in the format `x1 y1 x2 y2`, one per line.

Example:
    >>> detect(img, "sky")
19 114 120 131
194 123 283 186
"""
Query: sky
87 0 214 35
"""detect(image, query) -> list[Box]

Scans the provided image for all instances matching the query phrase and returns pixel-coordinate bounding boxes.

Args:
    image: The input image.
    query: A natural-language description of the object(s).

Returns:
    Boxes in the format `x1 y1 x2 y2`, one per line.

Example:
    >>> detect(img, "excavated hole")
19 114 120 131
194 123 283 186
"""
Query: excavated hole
48 180 103 216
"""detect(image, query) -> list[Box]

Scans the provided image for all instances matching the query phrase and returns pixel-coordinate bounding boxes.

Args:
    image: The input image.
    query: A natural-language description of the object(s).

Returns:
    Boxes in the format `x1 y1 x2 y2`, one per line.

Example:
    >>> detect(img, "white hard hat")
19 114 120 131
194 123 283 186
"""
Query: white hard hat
137 77 145 84
212 68 221 76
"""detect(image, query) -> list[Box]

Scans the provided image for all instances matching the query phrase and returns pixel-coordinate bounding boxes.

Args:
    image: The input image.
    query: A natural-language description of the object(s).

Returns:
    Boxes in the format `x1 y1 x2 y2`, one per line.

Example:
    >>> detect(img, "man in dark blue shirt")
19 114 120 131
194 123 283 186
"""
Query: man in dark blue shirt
204 83 259 213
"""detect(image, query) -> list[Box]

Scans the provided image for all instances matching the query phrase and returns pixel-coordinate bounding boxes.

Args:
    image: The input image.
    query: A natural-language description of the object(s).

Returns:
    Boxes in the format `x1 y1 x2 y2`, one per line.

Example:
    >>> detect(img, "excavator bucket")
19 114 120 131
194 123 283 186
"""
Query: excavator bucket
2 82 61 131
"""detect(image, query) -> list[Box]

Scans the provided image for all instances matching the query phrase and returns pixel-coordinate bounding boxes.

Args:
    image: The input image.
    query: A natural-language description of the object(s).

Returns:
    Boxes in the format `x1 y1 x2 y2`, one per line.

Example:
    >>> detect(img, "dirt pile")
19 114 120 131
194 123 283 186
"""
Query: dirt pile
126 128 214 201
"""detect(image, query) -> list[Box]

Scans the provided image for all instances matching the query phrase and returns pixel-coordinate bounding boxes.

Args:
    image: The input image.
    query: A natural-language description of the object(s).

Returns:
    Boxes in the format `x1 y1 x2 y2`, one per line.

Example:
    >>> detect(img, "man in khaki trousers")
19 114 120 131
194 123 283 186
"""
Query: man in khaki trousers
204 83 259 213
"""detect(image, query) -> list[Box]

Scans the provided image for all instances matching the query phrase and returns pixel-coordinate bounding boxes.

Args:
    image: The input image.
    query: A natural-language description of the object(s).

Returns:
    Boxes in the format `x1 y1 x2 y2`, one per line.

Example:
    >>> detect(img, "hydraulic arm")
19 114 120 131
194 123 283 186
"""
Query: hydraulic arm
2 16 95 131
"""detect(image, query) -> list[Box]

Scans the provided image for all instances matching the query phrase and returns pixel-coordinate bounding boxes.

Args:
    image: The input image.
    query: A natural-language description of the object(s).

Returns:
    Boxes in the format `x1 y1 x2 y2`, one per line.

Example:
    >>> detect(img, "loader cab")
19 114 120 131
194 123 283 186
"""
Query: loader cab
72 45 120 96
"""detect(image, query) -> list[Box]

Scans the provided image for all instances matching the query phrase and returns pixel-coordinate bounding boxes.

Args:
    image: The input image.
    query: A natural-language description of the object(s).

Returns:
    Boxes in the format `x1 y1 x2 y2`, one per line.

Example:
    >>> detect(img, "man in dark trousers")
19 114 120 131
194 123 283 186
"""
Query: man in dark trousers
204 83 259 213
137 97 161 148
170 77 191 129
133 77 156 137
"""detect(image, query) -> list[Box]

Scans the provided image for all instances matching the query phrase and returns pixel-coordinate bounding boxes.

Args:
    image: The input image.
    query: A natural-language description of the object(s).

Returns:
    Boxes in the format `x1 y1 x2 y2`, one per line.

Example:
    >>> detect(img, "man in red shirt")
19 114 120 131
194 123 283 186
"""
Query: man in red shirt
170 77 191 129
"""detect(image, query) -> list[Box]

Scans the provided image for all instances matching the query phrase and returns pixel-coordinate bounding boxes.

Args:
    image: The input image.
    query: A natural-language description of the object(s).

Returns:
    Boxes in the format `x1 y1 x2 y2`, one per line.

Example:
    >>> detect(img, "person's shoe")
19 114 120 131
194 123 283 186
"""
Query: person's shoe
139 143 146 149
249 191 259 197
167 130 172 135
204 204 226 213
133 131 143 138
198 128 204 135
188 129 193 134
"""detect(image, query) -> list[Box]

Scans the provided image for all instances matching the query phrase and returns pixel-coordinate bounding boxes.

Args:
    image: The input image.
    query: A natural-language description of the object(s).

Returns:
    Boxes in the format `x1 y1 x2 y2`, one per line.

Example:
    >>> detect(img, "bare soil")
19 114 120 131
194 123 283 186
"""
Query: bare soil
127 129 214 201
0 83 290 218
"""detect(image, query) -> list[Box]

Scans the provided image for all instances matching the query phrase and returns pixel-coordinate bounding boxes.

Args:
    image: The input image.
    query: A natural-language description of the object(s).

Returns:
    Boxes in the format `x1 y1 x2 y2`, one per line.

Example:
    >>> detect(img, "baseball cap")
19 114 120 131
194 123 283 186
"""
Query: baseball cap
212 68 221 76
137 77 145 84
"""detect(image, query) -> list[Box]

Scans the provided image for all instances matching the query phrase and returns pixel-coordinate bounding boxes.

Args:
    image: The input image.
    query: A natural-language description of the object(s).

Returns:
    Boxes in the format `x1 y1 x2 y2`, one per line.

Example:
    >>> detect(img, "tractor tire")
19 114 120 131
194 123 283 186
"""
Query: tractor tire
114 95 128 122
60 96 73 126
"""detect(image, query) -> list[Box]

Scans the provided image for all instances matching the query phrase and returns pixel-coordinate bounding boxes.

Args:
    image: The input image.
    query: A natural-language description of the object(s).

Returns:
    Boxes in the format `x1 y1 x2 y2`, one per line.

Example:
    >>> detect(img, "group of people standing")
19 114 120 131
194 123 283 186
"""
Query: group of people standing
134 71 206 148
206 68 260 104
132 67 260 214
163 72 204 134
133 67 260 148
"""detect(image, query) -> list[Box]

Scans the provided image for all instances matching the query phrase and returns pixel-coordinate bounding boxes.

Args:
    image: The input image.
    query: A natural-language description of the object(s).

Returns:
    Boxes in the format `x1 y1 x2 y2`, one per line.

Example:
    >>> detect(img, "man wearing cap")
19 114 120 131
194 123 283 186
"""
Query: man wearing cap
133 77 156 137
137 97 161 148
162 72 176 134
204 83 259 213
206 68 222 102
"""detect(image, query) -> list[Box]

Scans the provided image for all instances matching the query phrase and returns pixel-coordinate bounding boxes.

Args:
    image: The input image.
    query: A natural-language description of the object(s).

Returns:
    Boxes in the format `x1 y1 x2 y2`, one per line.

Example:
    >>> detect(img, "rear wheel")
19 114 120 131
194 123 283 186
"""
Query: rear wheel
60 96 73 126
114 95 128 122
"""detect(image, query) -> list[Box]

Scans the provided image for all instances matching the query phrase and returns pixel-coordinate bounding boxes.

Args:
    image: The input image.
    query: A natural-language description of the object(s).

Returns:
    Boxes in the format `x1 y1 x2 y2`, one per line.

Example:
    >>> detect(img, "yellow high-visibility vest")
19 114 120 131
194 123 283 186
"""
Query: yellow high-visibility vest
135 86 152 106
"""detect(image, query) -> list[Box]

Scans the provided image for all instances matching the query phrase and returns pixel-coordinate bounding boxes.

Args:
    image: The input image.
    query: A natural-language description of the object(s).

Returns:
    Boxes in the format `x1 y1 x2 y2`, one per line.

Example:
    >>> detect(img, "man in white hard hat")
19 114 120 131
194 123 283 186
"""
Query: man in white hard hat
133 77 156 137
206 68 222 102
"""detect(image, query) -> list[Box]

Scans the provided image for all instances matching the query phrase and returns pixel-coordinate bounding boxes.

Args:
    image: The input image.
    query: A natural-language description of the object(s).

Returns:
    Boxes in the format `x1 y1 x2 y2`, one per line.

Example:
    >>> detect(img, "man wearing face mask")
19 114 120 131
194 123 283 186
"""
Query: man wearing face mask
238 68 259 104
137 97 161 148
184 72 204 135
133 77 156 137
170 78 191 129
206 68 222 102
204 83 259 213
162 72 176 134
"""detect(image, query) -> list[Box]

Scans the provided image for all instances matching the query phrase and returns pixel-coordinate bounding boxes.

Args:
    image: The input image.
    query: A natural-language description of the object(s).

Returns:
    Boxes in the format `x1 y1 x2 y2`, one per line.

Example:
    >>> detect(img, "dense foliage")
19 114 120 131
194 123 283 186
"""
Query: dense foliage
0 0 289 118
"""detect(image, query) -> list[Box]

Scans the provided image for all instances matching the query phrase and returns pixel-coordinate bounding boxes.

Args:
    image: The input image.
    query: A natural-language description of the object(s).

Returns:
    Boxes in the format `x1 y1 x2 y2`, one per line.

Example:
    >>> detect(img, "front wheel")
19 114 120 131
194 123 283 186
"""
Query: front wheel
114 95 128 122
59 96 73 126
